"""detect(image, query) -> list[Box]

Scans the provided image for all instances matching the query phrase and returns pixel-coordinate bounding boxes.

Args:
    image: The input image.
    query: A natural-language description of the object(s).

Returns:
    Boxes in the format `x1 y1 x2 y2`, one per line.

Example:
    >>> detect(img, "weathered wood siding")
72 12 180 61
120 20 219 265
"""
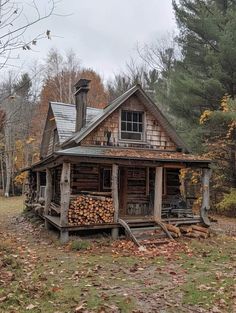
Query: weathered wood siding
125 167 152 216
71 163 100 194
40 107 59 157
81 95 176 150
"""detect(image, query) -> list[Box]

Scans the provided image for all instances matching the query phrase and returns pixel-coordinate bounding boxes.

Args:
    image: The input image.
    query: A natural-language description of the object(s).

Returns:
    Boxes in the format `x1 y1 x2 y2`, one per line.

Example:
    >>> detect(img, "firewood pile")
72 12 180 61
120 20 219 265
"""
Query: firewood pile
164 224 209 239
68 195 114 226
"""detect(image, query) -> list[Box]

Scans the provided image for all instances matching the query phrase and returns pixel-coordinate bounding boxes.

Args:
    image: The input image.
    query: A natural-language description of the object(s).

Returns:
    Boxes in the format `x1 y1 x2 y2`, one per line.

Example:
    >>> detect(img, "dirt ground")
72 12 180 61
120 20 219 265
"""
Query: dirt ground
0 196 235 313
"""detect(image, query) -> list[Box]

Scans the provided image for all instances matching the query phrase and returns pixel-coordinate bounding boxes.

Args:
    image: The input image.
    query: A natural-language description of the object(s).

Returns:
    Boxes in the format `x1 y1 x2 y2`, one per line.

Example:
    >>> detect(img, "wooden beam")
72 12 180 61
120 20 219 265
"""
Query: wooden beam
112 164 119 239
36 171 40 201
201 168 211 210
154 167 163 220
200 168 212 226
146 167 149 196
60 162 71 227
44 168 52 216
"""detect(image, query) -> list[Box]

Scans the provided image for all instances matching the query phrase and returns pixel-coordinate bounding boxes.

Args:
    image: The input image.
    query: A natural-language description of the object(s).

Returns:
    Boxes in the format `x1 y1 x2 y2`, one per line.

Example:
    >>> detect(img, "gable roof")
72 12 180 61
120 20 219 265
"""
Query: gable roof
50 102 102 144
62 85 190 152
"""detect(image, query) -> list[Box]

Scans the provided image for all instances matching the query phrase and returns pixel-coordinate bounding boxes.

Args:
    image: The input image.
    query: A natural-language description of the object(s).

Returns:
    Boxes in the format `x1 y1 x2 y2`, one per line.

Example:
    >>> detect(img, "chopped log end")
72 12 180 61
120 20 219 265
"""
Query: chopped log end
68 195 114 226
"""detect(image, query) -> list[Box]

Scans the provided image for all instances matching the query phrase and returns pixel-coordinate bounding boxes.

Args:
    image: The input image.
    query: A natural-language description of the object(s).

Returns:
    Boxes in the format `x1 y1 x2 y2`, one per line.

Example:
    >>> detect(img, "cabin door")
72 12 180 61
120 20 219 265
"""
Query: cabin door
119 167 152 218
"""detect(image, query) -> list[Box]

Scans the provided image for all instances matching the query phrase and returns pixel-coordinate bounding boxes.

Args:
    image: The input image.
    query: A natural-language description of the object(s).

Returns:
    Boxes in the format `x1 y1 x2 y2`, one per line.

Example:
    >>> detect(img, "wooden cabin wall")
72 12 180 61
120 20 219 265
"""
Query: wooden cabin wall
81 95 176 151
122 167 151 216
40 107 57 158
71 163 101 195
52 166 62 204
149 167 181 207
166 168 181 196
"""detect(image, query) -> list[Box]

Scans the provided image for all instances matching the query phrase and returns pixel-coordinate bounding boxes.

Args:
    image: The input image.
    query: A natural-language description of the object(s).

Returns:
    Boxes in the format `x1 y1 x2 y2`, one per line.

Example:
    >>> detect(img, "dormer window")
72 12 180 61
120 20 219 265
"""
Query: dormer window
120 110 143 141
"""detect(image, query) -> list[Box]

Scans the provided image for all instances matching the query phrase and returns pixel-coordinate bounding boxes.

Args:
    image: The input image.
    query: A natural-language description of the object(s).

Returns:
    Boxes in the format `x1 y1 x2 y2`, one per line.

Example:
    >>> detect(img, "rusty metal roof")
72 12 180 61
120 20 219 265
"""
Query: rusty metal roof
55 146 211 164
50 102 102 143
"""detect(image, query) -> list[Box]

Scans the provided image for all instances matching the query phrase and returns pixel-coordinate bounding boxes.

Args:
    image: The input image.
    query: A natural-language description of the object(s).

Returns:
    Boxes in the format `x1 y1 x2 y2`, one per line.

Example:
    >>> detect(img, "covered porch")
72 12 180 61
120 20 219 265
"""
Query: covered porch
25 147 211 243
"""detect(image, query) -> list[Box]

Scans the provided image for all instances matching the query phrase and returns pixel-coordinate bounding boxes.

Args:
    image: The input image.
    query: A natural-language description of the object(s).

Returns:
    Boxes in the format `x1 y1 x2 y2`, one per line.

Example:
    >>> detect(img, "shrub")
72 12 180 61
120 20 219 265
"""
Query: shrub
217 189 236 216
70 240 90 251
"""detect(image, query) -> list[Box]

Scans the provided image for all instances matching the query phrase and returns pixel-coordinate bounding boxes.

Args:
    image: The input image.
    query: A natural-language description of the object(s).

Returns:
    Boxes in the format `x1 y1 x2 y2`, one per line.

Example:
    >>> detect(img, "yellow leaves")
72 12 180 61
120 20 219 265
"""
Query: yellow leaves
14 172 27 185
199 110 212 124
220 94 230 112
226 120 236 139
26 137 35 144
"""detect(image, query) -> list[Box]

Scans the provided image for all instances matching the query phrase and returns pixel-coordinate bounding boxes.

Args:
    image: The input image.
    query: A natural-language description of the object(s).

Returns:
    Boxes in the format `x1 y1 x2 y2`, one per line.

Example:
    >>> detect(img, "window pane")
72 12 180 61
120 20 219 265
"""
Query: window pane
127 112 132 121
121 121 126 131
127 122 132 131
133 112 138 122
133 123 138 132
121 111 126 121
139 123 143 132
138 113 142 122
121 132 142 140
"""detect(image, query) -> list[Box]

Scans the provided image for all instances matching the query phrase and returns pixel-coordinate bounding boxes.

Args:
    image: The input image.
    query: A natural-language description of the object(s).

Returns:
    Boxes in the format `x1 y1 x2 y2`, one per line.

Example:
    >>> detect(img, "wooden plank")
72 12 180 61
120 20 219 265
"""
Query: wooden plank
112 164 119 222
60 162 71 227
146 167 149 196
154 167 163 219
36 171 40 201
44 168 52 215
201 168 211 210
200 168 212 226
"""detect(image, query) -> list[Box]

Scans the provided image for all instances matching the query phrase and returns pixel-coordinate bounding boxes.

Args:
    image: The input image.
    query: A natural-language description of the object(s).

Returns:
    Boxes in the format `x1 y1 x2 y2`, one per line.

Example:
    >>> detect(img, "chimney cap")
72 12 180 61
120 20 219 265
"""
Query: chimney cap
74 78 91 90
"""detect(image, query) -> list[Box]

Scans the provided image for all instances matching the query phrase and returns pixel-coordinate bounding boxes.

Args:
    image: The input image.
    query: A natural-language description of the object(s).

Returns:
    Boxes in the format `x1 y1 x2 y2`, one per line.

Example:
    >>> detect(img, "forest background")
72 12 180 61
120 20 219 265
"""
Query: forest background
0 0 235 215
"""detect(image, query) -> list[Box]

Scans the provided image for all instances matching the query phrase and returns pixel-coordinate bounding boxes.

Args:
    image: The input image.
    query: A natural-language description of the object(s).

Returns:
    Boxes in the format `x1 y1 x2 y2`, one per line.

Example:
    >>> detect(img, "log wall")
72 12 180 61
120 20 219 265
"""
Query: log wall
71 163 101 194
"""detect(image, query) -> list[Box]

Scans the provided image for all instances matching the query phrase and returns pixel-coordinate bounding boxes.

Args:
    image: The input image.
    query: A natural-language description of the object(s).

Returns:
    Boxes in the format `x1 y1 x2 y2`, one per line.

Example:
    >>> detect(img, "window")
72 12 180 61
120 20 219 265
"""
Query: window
120 110 143 141
102 168 111 189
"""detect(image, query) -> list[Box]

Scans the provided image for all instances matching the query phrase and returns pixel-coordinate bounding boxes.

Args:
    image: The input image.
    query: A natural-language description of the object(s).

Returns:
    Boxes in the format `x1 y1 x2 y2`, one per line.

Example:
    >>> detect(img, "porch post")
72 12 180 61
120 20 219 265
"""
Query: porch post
200 168 212 226
36 171 40 202
45 168 52 216
44 168 52 230
112 163 119 239
154 166 163 220
60 162 71 243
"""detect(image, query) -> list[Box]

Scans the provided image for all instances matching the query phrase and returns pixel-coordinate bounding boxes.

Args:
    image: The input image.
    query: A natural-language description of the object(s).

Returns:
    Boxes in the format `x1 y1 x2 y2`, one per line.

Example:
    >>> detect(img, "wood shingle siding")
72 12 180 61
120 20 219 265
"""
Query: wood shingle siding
81 96 176 150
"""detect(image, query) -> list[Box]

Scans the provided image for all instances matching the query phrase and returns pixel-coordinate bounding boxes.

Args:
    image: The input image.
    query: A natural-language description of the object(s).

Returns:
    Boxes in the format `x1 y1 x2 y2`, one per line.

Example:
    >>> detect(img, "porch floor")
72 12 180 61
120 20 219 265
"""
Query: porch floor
44 215 202 231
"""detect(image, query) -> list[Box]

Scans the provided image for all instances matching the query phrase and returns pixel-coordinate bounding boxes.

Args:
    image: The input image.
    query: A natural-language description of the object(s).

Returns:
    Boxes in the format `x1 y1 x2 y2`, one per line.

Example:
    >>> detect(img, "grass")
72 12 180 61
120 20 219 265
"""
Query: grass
70 240 90 251
0 196 235 312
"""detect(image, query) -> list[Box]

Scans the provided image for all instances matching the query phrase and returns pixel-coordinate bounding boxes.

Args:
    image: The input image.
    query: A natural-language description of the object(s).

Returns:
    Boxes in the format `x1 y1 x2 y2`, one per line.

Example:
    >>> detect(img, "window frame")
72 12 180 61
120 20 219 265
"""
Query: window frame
119 109 145 142
102 168 112 190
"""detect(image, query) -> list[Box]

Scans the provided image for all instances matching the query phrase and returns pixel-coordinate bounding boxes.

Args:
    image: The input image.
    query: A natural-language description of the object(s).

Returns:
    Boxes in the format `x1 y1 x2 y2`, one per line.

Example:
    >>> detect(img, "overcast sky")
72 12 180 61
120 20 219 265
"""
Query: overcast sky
4 0 177 81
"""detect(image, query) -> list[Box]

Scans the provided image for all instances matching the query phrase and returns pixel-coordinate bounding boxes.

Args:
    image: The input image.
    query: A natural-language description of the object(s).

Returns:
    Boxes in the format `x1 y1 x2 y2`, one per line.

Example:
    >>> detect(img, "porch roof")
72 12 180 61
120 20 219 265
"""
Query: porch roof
55 146 211 164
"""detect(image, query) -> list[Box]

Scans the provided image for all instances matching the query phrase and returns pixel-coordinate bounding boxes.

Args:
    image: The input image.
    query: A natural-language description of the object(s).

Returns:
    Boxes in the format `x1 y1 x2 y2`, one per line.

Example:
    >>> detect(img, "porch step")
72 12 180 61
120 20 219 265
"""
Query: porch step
118 219 171 247
128 226 164 240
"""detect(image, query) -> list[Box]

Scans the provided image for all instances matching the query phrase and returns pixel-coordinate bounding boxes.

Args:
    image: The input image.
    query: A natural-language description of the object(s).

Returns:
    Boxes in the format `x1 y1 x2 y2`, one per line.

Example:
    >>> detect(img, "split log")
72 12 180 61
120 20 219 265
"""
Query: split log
185 232 201 238
191 230 208 239
180 226 192 234
192 225 209 234
165 224 181 237
168 231 180 239
154 218 174 240
68 195 114 225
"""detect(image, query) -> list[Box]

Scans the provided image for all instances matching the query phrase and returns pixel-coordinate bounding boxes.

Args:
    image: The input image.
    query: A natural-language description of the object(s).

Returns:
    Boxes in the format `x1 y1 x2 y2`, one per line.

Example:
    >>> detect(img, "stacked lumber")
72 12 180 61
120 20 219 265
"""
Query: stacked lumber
68 195 114 226
180 225 209 239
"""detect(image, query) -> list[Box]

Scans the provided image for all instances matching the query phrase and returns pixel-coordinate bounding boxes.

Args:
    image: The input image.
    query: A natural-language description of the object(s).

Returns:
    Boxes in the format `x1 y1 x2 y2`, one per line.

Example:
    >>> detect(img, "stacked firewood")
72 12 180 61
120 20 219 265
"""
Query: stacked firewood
180 225 209 239
68 195 114 226
164 224 209 239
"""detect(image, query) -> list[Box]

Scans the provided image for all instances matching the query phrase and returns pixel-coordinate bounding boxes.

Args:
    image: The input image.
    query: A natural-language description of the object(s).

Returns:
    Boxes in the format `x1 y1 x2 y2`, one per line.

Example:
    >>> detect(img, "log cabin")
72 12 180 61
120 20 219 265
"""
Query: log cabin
24 79 211 243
